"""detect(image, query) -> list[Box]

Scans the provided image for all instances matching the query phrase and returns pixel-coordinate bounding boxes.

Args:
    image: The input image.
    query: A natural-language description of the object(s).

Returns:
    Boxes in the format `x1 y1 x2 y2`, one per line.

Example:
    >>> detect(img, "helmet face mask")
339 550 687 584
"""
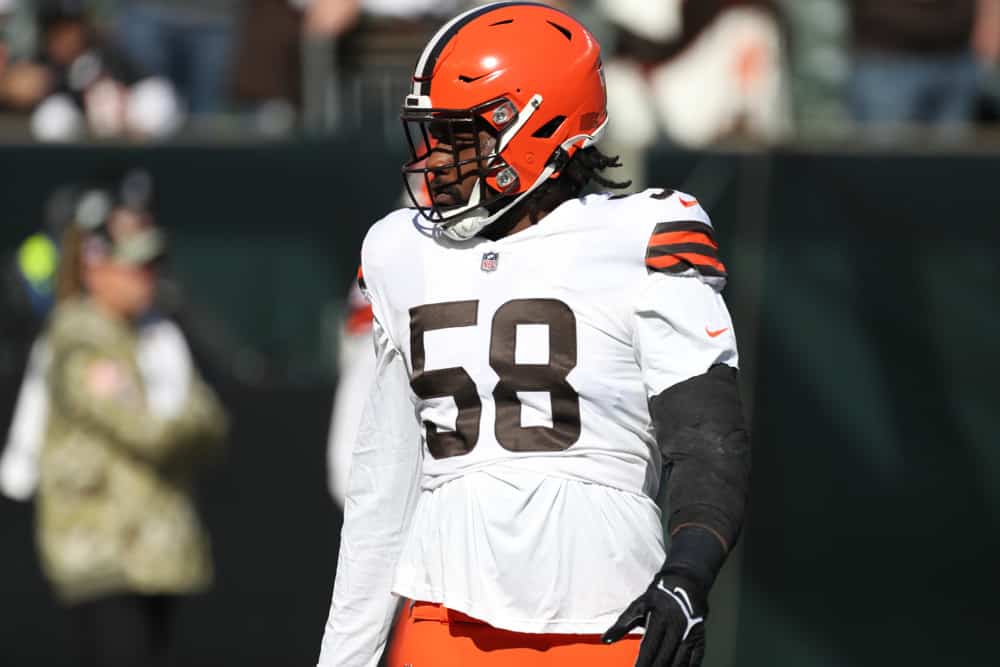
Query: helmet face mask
402 96 528 232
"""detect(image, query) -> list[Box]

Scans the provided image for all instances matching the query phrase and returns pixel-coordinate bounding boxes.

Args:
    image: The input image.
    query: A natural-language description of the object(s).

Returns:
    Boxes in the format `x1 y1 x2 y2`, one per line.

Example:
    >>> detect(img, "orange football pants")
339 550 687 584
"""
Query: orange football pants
385 600 641 667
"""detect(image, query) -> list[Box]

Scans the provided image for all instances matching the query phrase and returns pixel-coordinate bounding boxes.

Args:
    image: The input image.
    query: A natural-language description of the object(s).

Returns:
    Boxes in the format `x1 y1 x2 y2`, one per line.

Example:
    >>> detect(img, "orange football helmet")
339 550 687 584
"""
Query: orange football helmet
401 1 608 240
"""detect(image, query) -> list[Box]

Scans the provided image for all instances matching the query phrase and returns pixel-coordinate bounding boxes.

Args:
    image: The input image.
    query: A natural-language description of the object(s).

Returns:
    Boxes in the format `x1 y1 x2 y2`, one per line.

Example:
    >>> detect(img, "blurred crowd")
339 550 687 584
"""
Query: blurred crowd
0 0 998 144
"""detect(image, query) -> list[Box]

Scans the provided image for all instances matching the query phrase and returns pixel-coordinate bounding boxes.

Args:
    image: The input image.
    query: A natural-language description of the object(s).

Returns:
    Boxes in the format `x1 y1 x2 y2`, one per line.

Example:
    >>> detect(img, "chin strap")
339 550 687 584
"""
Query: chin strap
441 162 557 241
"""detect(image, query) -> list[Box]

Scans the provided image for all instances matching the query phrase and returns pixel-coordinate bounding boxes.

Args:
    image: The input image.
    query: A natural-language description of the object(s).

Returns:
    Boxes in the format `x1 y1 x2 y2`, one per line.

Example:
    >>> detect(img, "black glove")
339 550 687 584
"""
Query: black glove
601 570 708 667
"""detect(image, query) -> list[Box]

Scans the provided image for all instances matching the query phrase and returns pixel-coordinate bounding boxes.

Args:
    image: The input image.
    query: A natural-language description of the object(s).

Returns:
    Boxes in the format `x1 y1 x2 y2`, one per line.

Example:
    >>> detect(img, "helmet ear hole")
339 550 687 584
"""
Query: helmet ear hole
532 115 566 139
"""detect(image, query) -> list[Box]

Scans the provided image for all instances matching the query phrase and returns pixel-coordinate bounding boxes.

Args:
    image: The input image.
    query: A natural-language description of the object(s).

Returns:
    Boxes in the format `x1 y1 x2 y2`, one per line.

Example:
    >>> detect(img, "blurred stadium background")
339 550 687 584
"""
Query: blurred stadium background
1 0 998 665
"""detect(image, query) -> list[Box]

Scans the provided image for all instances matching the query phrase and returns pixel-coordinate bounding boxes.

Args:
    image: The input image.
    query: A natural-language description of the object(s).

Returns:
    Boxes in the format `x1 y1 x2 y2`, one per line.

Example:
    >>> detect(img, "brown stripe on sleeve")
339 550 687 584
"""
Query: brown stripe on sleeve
646 221 727 278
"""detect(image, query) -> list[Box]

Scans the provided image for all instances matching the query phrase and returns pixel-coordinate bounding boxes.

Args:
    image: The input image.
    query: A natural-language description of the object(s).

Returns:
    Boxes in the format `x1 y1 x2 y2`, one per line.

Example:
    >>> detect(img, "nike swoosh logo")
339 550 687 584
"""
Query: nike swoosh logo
678 197 699 208
706 326 729 338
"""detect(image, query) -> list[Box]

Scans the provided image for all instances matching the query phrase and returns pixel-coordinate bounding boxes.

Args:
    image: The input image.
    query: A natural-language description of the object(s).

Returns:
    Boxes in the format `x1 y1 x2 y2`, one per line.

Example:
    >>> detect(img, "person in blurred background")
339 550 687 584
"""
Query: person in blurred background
599 0 790 153
115 0 240 114
35 181 227 667
0 0 183 141
848 0 1000 134
1 177 202 508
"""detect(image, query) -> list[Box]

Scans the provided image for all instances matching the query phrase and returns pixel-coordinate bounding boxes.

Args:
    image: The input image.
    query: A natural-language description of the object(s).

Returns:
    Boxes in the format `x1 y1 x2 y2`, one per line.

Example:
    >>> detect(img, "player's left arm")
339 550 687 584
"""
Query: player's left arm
604 209 750 667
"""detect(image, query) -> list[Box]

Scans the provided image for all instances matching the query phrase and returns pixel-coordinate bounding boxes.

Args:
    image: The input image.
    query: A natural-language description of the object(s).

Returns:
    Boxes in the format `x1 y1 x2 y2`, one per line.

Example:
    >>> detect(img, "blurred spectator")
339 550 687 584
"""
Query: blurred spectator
0 0 183 141
33 180 227 667
848 0 1000 132
1 178 201 507
599 0 790 152
115 0 239 114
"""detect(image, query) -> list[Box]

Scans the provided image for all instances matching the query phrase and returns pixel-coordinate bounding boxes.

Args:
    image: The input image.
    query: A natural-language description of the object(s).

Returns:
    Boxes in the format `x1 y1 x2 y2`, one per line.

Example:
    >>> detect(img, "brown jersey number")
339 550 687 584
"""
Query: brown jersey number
409 298 581 459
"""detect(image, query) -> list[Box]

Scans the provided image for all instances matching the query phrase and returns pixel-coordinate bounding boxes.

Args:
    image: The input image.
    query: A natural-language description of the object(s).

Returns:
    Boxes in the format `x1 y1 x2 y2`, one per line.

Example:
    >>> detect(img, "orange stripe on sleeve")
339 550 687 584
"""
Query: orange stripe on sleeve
646 252 727 273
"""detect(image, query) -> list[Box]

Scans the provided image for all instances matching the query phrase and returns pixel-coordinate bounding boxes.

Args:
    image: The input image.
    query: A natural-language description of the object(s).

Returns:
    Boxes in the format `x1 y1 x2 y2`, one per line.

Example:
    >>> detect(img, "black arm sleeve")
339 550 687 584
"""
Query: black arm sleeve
650 363 751 584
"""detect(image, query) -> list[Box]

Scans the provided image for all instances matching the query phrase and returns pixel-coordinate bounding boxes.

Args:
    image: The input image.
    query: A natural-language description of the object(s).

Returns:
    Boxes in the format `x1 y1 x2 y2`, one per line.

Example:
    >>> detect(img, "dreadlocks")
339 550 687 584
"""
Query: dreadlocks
482 147 632 240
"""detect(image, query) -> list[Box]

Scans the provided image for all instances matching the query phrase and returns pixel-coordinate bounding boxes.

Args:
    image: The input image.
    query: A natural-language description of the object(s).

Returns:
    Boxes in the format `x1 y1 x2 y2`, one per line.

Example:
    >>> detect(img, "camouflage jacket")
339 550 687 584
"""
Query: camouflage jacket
37 299 227 604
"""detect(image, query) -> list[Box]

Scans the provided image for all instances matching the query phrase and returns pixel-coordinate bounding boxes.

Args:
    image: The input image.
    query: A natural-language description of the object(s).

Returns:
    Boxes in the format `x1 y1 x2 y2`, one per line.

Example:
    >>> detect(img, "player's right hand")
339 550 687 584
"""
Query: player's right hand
601 572 707 667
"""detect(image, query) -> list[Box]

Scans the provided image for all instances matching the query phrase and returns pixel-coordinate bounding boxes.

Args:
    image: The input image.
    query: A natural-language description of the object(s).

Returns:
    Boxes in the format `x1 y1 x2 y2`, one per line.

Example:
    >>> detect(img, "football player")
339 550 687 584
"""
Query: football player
318 3 750 667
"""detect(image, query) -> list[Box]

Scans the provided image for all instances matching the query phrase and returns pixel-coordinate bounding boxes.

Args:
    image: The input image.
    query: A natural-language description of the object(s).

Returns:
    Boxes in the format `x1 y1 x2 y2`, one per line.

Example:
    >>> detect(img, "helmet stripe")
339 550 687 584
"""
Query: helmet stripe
413 1 548 96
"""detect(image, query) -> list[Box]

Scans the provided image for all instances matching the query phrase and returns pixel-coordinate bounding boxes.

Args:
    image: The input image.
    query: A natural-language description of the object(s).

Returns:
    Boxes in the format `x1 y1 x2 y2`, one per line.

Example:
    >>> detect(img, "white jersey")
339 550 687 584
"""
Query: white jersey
319 189 738 666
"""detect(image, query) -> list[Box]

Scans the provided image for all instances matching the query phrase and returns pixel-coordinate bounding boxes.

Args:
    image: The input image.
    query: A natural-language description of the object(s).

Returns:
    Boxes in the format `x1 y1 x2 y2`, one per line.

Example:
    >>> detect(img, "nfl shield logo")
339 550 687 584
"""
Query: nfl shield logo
481 251 499 272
